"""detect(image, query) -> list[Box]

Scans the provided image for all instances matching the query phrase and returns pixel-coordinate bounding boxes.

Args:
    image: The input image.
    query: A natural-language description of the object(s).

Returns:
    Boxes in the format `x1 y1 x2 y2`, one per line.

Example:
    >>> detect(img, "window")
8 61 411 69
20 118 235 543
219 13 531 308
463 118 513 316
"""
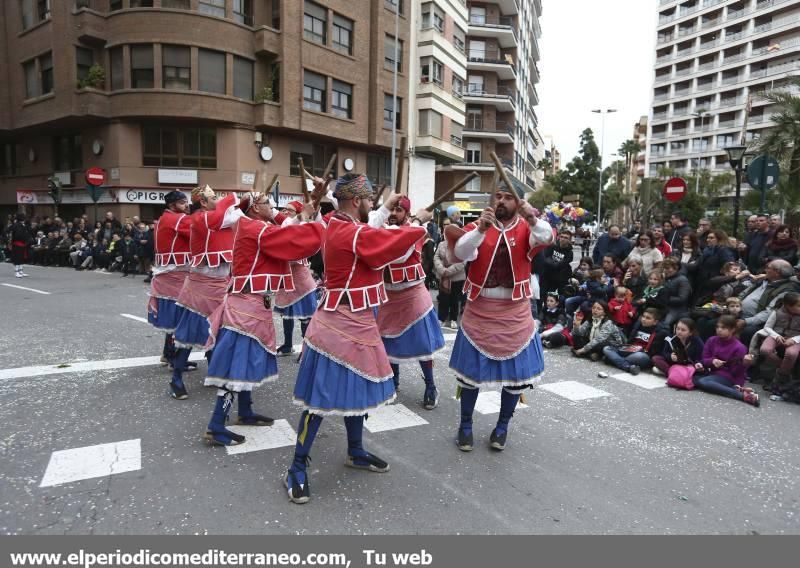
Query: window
289 143 337 177
40 52 53 94
23 60 38 99
383 94 402 130
451 121 463 147
367 154 391 186
76 47 94 84
37 0 50 22
304 1 327 45
142 126 216 168
469 39 486 59
465 175 481 192
303 70 326 112
385 0 403 15
233 56 254 100
418 109 442 138
110 47 124 90
420 57 442 86
198 49 226 94
53 135 83 171
452 75 464 98
468 74 484 93
233 0 253 25
1 143 17 176
162 0 190 7
421 3 444 31
163 45 191 90
384 35 403 72
470 6 486 25
466 142 481 163
130 45 154 89
331 80 352 119
333 14 353 55
21 0 34 29
198 0 225 18
130 0 154 7
453 28 466 53
109 0 122 10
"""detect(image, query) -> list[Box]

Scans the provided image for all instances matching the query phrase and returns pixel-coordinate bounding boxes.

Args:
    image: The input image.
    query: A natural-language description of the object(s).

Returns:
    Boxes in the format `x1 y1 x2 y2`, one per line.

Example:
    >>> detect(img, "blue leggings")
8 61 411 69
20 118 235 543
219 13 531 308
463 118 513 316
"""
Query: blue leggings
694 374 744 401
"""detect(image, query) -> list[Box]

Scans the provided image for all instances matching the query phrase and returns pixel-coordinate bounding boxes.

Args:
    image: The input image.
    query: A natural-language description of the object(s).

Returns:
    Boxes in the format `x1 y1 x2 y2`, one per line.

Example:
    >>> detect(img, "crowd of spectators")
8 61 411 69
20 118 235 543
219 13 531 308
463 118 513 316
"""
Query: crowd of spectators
1 211 154 281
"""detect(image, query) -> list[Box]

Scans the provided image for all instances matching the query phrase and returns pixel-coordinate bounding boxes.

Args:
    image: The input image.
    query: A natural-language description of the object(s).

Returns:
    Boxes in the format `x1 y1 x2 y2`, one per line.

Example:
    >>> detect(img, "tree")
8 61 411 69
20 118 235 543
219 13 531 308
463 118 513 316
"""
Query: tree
527 182 560 211
754 78 800 217
618 139 642 194
543 128 609 215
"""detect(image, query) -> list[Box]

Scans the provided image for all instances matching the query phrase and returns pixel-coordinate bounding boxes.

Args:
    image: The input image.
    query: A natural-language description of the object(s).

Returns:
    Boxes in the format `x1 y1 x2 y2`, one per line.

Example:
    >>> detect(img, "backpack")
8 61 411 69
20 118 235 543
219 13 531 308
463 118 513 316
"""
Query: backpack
667 364 696 390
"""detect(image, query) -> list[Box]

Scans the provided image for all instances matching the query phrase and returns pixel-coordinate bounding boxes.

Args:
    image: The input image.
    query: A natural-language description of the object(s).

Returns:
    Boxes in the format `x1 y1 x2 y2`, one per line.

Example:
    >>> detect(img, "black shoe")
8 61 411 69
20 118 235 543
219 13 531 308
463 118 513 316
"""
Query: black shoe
121 273 128 277
276 344 296 357
143 277 152 283
344 451 390 472
169 361 198 372
236 413 275 426
169 381 188 400
489 428 507 451
285 469 311 504
628 365 640 376
457 427 473 452
423 385 439 410
203 428 246 446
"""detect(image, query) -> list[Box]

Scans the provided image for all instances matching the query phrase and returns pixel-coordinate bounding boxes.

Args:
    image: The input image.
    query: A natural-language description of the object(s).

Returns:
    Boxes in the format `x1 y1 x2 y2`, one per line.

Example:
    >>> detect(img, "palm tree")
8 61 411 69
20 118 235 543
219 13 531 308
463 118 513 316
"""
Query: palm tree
618 139 642 194
756 78 800 215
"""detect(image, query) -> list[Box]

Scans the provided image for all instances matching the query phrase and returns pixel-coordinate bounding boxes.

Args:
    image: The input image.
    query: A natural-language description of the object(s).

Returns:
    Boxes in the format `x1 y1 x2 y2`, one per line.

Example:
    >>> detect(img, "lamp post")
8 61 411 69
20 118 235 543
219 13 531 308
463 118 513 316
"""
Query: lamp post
724 144 748 239
592 108 617 235
692 110 712 195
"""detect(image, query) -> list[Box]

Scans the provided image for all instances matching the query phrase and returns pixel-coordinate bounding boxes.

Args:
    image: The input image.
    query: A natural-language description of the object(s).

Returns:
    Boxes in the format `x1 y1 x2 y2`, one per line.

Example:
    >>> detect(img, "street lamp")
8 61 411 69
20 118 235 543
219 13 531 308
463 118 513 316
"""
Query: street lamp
724 144 748 239
692 110 712 195
592 108 617 234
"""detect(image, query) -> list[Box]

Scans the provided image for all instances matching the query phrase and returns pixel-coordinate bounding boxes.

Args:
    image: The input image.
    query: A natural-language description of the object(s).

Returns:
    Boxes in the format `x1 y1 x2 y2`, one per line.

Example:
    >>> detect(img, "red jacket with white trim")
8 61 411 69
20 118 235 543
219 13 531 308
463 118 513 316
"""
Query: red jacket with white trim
190 193 236 268
322 215 426 311
154 210 192 267
230 216 324 294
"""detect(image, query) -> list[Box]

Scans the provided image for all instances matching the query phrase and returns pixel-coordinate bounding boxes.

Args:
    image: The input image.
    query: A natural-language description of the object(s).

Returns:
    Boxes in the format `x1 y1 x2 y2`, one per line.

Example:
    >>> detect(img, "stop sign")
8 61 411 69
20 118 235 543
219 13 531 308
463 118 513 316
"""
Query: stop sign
663 177 687 202
86 167 106 186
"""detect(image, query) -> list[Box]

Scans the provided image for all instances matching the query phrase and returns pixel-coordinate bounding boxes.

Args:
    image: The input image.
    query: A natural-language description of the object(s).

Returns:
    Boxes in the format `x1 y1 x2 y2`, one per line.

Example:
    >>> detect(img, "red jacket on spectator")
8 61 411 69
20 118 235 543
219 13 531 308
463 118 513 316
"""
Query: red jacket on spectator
609 298 636 327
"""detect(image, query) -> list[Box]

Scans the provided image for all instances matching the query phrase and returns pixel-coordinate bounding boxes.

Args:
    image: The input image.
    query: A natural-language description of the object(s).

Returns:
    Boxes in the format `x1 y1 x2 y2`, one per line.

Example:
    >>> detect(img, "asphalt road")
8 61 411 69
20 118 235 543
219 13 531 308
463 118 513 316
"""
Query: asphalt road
0 263 799 535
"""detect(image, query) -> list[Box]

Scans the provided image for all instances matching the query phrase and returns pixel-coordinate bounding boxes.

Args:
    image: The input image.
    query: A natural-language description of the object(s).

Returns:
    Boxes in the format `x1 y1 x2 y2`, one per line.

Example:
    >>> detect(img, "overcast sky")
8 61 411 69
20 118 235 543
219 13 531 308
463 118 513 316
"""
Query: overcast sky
538 0 657 166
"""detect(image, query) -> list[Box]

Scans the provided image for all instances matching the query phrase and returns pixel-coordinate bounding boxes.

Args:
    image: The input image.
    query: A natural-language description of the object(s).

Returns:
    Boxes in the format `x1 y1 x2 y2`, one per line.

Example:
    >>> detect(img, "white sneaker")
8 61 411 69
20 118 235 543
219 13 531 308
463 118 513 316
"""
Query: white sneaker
651 367 664 376
15 272 23 278
449 321 459 330
20 272 29 277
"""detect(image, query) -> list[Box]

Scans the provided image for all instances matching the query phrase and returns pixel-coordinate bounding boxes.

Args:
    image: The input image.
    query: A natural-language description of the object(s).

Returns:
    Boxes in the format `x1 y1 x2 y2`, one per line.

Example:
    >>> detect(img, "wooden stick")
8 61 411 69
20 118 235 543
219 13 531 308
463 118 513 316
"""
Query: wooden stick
322 154 337 180
297 158 310 203
251 170 261 191
394 136 407 194
311 154 338 209
265 173 279 195
372 184 388 210
425 171 480 212
489 151 519 204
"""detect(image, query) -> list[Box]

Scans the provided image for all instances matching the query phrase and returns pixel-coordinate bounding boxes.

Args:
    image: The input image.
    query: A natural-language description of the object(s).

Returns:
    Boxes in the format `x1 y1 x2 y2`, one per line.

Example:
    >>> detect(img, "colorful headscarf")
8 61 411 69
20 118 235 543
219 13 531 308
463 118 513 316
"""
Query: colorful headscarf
164 191 187 205
191 184 216 203
333 173 373 201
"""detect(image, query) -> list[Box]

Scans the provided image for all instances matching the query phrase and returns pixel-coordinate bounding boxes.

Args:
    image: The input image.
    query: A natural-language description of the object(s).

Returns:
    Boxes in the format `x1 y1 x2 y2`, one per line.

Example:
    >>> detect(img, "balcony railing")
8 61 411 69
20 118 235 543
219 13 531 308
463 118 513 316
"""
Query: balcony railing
466 84 515 98
468 49 513 66
451 135 463 147
464 117 515 137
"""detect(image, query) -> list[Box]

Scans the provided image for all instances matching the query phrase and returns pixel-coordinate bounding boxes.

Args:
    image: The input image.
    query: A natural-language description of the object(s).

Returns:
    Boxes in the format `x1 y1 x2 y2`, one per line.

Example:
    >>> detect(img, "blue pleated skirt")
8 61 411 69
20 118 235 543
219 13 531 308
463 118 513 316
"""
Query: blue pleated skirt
204 328 278 391
382 309 446 363
293 343 396 416
449 330 545 389
275 291 318 320
147 298 183 332
174 307 211 349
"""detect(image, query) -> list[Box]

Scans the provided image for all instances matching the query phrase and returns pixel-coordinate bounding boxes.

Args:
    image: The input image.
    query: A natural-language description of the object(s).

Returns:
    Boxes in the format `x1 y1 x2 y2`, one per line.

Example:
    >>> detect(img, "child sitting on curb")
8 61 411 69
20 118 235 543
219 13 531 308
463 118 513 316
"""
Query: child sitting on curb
601 308 667 375
571 301 625 362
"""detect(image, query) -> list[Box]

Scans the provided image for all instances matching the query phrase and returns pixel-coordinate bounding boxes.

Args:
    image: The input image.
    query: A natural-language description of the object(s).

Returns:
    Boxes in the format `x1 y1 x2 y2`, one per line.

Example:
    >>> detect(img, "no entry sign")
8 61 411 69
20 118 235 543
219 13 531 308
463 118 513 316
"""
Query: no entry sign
663 177 687 202
86 167 106 186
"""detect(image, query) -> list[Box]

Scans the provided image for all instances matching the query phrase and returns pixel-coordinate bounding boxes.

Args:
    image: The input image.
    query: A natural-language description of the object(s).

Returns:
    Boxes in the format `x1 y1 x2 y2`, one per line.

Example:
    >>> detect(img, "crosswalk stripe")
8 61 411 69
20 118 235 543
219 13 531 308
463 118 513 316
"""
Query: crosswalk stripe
540 380 612 401
471 390 530 414
609 372 667 390
225 420 297 456
121 313 149 324
40 439 141 487
364 403 429 433
1 283 51 295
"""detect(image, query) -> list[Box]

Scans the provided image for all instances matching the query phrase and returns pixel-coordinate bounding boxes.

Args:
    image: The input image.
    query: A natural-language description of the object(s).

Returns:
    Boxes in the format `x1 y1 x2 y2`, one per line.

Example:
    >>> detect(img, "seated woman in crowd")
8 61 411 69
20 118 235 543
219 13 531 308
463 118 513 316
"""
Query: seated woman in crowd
694 230 735 303
652 317 705 379
708 262 759 304
759 224 798 268
623 258 648 301
601 254 625 288
571 300 626 361
670 232 702 287
753 292 800 399
623 232 663 276
661 258 693 326
694 315 758 407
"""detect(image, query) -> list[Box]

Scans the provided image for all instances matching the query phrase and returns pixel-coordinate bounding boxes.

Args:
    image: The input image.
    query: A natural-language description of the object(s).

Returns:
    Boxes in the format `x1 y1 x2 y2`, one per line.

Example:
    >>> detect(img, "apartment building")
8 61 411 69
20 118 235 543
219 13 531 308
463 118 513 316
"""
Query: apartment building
0 0 411 221
633 116 647 186
647 0 800 184
432 0 543 216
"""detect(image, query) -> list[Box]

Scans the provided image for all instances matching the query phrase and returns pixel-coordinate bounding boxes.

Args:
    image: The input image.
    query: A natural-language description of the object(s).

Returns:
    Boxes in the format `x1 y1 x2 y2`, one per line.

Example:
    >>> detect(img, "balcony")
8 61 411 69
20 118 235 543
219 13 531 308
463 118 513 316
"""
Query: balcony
254 26 281 56
463 117 515 143
468 15 517 48
253 101 282 128
463 85 516 112
496 0 520 16
415 135 465 163
72 5 107 46
467 49 516 80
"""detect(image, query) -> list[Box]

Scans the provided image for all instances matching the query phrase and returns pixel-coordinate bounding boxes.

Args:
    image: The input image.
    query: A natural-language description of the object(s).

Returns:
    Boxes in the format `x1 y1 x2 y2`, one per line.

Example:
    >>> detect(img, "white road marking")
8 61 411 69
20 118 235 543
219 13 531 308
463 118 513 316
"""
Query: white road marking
0 352 206 382
472 390 529 415
40 439 142 487
609 372 667 390
120 313 149 324
225 420 297 456
540 381 611 402
443 334 457 342
364 403 429 433
1 283 51 295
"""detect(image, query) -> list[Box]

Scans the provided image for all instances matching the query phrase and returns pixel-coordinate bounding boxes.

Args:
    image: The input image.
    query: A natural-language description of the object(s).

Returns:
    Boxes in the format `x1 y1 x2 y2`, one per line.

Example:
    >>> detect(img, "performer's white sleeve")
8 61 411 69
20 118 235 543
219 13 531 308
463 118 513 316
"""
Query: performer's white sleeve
281 216 301 227
367 206 391 228
221 198 245 229
529 218 554 247
326 189 339 210
454 229 485 262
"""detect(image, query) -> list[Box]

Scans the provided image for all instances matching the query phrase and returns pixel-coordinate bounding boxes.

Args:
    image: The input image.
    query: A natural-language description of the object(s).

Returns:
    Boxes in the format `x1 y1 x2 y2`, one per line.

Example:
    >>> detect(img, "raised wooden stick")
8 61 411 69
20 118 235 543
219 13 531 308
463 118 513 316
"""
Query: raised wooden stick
265 173 279 195
394 136 407 194
425 171 480 212
372 184 389 210
297 158 311 203
251 170 261 191
489 151 519 204
311 154 338 209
